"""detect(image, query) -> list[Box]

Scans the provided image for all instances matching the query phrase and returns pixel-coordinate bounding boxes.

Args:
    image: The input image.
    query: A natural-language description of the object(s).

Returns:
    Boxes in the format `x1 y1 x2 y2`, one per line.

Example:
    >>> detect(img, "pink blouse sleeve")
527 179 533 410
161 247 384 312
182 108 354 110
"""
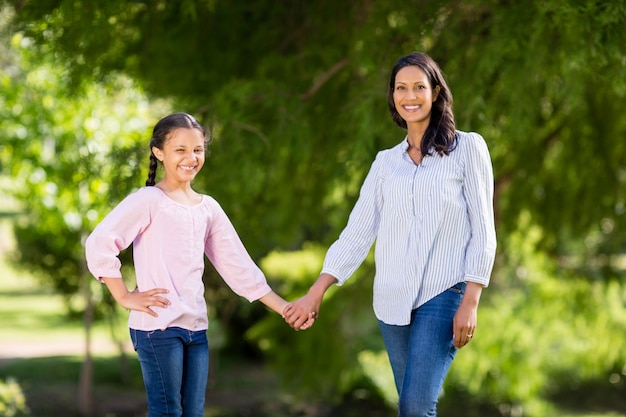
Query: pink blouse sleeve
203 200 272 302
85 189 152 281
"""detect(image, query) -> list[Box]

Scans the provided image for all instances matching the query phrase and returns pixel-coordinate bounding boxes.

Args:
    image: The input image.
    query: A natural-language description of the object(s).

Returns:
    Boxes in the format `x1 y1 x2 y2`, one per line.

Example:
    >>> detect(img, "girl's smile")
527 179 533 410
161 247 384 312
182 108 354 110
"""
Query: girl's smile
152 127 206 184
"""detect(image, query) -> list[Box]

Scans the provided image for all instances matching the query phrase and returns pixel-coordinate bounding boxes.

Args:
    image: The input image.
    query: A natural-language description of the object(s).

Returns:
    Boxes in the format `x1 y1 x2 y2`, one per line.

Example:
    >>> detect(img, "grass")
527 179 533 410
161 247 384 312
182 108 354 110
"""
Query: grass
0 356 146 417
0 257 120 349
0 240 145 416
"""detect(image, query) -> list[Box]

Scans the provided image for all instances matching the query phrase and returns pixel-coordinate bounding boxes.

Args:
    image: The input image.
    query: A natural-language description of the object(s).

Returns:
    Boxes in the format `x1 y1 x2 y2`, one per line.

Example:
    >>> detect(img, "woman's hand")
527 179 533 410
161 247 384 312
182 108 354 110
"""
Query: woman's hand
453 282 482 348
453 302 477 348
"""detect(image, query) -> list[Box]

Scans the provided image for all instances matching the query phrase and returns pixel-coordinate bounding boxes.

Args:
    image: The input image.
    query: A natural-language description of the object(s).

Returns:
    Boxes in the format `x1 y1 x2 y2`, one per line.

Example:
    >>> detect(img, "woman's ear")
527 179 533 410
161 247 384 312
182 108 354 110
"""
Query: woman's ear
433 85 441 102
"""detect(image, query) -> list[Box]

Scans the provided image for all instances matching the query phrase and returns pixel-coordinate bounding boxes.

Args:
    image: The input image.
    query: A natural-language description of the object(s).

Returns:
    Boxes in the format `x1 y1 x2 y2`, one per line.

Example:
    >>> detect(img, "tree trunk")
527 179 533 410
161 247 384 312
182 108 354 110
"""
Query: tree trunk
78 253 94 417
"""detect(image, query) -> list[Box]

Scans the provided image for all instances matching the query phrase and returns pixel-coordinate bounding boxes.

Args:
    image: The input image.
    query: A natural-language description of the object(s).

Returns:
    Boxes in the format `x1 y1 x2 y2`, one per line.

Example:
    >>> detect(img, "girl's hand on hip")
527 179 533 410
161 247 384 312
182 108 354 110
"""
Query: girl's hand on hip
119 288 171 317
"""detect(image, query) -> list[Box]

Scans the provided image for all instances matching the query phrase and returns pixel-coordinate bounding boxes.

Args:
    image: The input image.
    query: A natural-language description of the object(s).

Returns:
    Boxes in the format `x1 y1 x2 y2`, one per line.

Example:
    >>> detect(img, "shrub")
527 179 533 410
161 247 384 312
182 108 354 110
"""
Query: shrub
0 377 29 417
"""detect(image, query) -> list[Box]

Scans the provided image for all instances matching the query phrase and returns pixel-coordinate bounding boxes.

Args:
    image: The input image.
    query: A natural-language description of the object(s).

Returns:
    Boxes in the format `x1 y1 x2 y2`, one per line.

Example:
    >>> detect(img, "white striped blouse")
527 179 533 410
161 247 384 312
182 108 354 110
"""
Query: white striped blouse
321 130 497 325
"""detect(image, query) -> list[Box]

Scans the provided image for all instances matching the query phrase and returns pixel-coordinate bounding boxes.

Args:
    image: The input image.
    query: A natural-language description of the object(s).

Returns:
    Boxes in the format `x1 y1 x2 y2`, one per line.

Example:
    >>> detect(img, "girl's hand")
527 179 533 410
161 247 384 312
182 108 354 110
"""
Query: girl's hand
102 277 170 317
118 288 170 317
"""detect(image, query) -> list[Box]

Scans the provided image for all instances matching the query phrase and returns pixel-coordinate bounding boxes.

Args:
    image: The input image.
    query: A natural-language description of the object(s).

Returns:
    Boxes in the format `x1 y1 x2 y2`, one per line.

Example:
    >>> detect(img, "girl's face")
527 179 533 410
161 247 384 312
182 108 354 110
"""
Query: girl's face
392 65 440 127
152 128 206 184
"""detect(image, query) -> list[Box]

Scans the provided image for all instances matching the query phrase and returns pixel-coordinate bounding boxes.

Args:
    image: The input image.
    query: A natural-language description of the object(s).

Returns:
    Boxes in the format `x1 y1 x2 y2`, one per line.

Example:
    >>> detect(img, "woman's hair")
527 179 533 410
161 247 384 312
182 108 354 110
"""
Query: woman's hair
387 52 457 156
145 112 209 186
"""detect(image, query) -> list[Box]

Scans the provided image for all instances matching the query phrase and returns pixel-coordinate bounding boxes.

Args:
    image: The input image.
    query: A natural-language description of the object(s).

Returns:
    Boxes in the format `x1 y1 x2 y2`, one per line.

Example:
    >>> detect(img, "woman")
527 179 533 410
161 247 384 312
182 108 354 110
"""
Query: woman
284 52 496 416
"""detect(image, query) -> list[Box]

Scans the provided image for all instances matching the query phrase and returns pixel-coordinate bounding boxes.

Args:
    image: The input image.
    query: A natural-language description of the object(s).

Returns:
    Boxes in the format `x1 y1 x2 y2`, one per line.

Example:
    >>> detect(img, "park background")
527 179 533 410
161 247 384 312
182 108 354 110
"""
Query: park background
1 1 626 416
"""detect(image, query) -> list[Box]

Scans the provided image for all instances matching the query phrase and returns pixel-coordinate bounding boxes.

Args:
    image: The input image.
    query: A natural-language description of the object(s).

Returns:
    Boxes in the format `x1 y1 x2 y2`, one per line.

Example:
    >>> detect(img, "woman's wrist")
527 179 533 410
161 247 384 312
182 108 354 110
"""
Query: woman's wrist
461 281 483 308
308 273 336 298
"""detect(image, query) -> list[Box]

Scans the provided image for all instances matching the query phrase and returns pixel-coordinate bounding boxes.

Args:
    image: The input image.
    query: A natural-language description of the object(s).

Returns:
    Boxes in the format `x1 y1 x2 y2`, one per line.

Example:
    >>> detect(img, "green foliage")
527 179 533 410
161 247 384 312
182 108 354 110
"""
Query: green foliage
0 378 29 417
436 1 626 259
249 244 383 401
358 350 397 408
445 217 626 416
0 356 144 389
0 20 170 313
4 0 625 272
252 232 626 416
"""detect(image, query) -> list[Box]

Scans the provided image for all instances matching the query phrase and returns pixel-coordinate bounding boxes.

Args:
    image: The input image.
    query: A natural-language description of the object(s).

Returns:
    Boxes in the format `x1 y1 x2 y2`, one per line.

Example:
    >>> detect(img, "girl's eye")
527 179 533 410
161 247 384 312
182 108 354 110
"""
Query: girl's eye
396 86 405 91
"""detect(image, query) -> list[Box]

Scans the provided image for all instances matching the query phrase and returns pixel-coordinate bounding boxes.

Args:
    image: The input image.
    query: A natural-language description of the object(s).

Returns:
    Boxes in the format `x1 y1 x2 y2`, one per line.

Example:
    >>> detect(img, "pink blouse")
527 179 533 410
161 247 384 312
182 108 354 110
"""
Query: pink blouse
85 186 272 331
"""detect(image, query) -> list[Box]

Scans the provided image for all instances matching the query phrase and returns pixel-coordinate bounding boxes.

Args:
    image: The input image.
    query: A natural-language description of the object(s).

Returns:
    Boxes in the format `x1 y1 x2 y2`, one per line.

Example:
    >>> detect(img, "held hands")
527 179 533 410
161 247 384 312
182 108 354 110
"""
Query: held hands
283 293 322 331
282 273 335 332
284 308 317 331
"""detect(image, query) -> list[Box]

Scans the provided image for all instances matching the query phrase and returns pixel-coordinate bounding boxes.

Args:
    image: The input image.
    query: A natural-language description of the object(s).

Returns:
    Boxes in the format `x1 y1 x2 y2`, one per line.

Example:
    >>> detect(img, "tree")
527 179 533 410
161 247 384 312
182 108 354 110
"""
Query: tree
2 0 626 414
0 14 170 413
6 0 625 261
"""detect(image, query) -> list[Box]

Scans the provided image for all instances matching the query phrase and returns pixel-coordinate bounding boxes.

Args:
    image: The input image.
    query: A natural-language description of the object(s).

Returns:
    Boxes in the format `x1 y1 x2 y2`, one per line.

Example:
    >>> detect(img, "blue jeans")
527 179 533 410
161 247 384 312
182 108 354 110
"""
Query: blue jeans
378 282 465 417
130 327 209 417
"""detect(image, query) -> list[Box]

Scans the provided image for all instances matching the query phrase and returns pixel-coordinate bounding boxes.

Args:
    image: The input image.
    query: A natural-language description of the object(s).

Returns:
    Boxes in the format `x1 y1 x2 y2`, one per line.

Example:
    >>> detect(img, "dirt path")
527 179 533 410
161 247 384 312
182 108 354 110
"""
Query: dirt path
0 338 131 362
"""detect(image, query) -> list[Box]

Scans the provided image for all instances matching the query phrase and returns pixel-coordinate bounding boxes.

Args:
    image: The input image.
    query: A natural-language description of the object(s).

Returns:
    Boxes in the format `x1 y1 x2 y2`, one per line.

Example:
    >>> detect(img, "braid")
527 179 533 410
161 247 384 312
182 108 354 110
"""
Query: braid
146 153 158 186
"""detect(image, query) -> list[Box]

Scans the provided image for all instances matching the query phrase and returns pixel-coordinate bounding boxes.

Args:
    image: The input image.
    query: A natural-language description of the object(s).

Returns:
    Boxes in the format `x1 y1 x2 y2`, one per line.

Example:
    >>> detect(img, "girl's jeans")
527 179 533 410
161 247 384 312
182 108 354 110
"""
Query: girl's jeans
378 282 465 417
130 327 209 417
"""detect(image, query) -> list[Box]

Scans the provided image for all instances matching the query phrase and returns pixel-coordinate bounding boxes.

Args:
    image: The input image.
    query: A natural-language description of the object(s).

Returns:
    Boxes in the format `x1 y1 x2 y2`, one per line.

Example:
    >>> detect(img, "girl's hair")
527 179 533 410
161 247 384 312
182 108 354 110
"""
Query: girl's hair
145 112 209 186
387 52 457 156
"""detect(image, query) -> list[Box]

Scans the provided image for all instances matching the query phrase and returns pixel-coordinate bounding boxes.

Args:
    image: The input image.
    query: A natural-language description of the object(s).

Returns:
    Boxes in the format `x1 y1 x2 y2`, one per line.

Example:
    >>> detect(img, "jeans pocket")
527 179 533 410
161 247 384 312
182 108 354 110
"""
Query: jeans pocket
445 282 465 294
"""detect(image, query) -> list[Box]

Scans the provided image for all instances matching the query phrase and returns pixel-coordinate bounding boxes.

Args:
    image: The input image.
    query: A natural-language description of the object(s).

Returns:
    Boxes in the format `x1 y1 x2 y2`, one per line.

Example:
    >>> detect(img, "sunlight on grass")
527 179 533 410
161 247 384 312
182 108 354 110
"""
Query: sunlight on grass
0 251 129 353
1 264 79 335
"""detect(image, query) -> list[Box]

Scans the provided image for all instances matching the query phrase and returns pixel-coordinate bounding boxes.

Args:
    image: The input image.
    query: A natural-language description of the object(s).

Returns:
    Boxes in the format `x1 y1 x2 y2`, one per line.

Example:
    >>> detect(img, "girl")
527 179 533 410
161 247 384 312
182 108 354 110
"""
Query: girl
284 52 497 416
85 112 312 417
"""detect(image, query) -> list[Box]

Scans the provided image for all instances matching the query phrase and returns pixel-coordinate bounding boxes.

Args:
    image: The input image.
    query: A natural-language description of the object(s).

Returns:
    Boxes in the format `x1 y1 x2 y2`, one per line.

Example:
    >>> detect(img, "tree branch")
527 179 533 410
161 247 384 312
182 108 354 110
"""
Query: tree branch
300 57 350 101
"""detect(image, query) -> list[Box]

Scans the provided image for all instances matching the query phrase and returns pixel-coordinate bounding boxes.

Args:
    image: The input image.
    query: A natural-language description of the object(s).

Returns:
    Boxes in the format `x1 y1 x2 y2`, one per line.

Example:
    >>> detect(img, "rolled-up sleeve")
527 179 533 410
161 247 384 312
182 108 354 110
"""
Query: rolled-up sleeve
461 133 497 286
321 154 383 285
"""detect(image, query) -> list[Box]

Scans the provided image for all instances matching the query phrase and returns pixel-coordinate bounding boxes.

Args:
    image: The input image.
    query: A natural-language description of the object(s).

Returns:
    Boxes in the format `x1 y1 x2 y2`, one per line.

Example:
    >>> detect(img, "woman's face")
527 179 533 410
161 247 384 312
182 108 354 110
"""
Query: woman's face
392 65 440 127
